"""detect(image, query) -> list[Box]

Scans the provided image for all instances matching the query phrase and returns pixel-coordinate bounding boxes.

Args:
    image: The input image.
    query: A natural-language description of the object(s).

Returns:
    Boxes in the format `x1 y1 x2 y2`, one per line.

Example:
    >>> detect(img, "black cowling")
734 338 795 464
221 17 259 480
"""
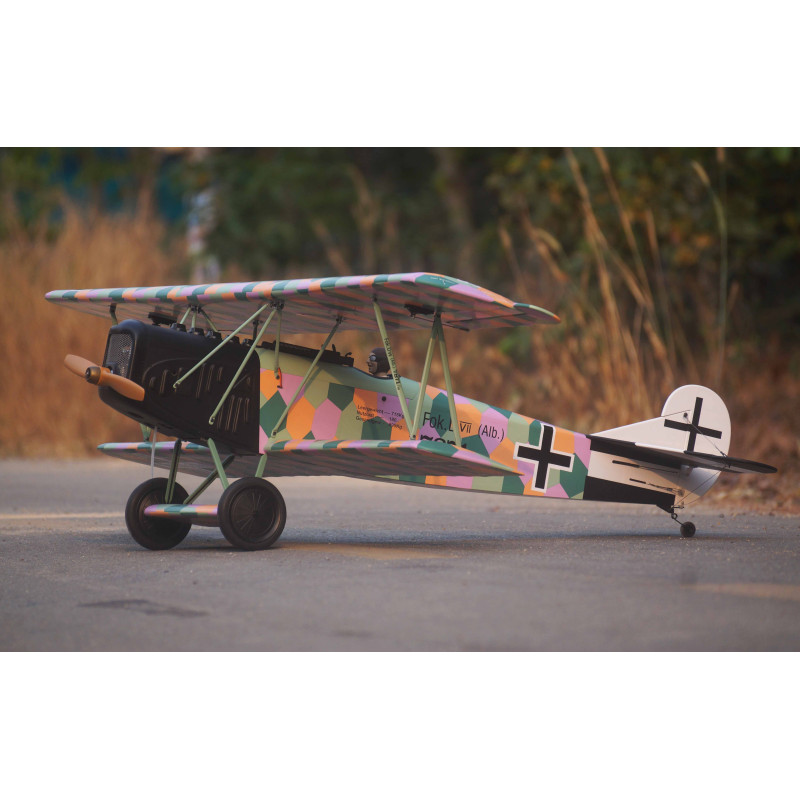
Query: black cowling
98 319 259 454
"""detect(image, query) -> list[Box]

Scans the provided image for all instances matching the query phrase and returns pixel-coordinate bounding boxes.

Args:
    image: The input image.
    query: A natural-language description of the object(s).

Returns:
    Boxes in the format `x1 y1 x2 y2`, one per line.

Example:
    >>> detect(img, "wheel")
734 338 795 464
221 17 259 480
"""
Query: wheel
680 521 697 538
218 477 286 550
125 478 191 550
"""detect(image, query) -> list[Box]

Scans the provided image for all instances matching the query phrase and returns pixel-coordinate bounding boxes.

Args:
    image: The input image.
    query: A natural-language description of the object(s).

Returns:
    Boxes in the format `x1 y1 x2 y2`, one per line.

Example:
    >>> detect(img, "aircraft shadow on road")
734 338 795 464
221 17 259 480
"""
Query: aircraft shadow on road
95 528 732 558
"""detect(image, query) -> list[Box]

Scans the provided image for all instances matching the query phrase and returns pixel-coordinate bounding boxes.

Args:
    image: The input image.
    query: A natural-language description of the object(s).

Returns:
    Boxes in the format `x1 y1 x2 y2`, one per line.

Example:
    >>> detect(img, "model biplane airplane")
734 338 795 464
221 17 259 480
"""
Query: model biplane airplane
46 272 776 550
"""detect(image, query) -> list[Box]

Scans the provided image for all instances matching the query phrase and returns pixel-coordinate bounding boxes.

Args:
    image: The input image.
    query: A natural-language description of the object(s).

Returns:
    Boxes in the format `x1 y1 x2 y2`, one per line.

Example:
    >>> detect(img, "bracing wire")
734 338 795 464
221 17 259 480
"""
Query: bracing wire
673 407 729 457
682 470 723 508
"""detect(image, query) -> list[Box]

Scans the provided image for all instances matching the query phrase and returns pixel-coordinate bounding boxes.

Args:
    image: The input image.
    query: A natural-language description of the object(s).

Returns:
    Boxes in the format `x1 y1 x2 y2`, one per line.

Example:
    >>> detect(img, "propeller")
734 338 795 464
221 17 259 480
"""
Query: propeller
64 354 145 401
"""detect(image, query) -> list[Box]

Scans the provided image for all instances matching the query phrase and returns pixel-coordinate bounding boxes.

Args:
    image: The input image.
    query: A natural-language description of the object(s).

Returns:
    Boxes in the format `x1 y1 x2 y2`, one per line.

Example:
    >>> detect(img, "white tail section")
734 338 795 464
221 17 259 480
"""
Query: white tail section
593 385 732 498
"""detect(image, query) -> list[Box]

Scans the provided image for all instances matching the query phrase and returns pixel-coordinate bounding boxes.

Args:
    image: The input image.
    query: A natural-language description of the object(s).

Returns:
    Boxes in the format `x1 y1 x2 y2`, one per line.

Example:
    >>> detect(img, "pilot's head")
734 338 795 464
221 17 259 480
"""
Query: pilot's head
367 347 390 377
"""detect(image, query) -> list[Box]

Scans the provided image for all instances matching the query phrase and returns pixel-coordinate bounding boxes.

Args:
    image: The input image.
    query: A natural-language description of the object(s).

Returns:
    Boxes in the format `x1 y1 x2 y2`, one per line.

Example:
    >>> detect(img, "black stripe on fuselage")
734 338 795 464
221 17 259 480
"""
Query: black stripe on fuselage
583 476 675 511
589 435 684 470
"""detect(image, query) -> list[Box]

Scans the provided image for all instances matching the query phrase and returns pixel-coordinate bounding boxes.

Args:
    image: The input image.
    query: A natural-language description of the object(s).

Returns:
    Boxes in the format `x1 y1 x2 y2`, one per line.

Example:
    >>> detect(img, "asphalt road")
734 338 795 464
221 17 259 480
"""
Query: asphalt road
1 459 798 650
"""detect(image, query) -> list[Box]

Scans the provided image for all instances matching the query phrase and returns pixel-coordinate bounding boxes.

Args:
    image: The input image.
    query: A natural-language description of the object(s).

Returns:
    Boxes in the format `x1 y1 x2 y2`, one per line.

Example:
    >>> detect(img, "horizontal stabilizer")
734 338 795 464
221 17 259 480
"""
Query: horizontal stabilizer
98 439 519 481
589 435 777 475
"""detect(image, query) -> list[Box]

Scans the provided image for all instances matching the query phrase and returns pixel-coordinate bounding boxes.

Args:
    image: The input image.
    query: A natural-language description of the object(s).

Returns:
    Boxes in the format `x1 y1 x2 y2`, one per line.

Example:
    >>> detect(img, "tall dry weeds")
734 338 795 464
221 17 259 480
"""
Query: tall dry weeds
441 148 798 510
480 147 722 434
0 205 182 456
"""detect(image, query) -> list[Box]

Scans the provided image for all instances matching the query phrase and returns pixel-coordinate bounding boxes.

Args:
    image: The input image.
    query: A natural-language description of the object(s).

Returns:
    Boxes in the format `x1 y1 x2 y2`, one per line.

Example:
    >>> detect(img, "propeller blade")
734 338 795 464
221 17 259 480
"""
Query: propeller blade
64 354 96 377
63 353 145 401
99 371 145 402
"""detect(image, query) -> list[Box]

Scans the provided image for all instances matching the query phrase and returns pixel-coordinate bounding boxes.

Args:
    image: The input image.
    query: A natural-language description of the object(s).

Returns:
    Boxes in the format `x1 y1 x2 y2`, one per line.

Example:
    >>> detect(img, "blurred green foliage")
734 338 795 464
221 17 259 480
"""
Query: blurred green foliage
2 147 798 341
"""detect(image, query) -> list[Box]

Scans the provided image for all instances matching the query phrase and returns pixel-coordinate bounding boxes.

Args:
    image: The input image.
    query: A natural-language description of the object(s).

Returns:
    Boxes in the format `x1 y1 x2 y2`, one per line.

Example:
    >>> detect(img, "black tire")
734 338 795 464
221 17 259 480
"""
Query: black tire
125 478 191 551
680 521 697 538
218 477 286 550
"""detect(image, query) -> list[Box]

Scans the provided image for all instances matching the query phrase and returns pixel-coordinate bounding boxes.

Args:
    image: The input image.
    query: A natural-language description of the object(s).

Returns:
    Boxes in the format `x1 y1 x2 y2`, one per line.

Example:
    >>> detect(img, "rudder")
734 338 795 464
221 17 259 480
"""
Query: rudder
593 385 732 499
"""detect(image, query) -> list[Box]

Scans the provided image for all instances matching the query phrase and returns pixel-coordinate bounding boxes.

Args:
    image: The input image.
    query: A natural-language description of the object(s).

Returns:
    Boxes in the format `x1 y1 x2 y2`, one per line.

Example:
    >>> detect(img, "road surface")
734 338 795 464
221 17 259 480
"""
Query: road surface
1 459 798 650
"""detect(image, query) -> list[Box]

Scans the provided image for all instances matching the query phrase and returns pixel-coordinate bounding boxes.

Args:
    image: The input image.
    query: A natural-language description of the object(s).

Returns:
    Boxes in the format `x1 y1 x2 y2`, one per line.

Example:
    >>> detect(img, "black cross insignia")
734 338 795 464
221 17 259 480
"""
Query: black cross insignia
663 396 722 452
515 424 574 490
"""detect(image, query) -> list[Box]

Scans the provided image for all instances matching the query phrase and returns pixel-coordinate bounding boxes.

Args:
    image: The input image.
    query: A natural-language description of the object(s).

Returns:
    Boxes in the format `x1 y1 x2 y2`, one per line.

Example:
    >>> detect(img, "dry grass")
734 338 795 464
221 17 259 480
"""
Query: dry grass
0 205 181 456
1 182 797 513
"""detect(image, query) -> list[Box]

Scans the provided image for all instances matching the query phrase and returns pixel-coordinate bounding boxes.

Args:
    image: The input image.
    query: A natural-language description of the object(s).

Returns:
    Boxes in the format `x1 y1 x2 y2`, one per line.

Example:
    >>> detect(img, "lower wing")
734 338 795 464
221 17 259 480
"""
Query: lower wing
98 438 520 481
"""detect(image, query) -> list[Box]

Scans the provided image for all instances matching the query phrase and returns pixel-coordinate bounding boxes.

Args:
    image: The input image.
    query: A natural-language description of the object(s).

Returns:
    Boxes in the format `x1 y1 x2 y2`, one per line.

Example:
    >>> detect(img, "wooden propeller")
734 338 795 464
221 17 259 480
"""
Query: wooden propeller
64 354 145 401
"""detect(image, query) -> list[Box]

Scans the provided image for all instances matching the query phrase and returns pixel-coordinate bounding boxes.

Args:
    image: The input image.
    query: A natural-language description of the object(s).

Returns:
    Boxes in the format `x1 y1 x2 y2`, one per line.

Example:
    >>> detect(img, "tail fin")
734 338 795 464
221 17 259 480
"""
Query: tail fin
593 385 732 499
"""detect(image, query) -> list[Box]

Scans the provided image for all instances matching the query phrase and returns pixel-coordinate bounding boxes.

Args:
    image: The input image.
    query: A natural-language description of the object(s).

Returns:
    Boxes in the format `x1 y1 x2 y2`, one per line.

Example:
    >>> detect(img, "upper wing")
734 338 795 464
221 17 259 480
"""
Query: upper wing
589 435 777 474
45 272 559 333
98 438 520 480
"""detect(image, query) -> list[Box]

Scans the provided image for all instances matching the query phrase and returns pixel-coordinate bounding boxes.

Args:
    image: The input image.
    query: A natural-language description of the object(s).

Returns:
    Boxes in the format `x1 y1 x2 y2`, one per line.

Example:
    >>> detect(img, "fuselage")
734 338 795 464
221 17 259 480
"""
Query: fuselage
260 347 599 502
99 320 677 509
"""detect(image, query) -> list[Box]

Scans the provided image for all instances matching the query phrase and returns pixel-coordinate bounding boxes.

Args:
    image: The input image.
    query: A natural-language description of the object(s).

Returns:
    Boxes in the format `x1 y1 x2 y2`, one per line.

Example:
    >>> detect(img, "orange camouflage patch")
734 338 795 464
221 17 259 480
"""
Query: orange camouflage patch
391 421 409 440
260 369 281 399
490 436 516 467
286 396 315 439
455 403 482 432
353 388 378 421
553 426 574 454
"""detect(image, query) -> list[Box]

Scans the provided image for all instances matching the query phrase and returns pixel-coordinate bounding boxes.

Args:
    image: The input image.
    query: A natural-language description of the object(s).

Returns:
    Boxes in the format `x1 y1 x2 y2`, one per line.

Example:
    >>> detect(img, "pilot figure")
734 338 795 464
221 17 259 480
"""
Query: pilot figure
367 346 392 378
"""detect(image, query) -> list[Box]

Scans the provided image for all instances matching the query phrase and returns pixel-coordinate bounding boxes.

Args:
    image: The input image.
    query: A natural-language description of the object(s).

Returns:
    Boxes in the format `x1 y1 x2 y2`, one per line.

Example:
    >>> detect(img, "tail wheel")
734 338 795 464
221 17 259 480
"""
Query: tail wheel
125 478 191 550
680 521 697 538
218 477 286 550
